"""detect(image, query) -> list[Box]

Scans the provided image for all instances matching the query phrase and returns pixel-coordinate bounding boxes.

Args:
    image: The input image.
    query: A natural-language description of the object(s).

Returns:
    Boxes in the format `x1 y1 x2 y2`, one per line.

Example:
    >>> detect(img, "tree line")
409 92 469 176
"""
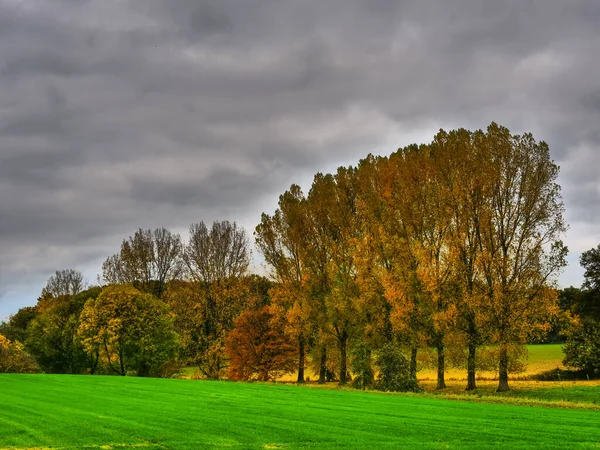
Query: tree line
2 123 597 392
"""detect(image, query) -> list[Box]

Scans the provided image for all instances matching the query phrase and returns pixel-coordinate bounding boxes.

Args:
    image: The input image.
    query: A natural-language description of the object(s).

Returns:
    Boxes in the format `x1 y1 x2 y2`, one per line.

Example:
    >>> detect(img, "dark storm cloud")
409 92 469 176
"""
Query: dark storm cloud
1 0 599 318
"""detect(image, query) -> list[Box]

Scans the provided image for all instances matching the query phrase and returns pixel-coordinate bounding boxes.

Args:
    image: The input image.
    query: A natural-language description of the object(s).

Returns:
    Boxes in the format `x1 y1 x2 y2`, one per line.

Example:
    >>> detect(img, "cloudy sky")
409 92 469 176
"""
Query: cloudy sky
1 0 599 320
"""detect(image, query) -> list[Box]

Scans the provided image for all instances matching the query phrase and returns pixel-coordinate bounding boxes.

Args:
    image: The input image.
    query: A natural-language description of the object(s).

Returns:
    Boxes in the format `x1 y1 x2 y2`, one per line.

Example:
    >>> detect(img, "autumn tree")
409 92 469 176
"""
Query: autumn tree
370 144 454 390
358 152 425 382
78 285 179 376
184 221 249 283
174 220 251 378
255 185 313 383
430 129 491 390
0 334 39 373
397 144 457 390
102 228 183 298
310 169 364 385
226 305 297 381
164 275 269 379
42 269 85 298
26 287 101 374
476 123 567 392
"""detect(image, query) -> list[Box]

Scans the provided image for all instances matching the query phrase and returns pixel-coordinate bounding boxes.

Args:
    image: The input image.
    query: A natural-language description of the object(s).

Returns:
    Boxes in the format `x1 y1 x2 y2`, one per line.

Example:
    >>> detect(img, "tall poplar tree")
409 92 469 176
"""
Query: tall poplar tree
477 123 567 392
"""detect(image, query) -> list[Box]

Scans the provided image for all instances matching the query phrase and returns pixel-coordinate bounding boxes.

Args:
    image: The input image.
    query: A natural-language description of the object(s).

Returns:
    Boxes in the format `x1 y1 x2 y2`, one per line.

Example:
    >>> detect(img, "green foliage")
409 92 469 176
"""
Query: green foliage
350 340 373 390
78 285 179 377
374 342 421 392
563 318 600 376
0 306 38 344
25 289 101 374
581 245 600 293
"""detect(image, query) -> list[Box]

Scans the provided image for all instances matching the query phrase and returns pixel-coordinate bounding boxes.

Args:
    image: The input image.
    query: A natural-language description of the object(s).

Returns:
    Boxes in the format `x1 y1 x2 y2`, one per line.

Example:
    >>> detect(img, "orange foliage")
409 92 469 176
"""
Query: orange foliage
226 306 297 381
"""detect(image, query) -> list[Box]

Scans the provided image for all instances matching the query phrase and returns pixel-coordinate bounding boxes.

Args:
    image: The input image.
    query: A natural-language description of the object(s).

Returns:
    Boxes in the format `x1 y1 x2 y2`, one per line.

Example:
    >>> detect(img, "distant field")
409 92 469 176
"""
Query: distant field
418 344 565 381
2 374 600 449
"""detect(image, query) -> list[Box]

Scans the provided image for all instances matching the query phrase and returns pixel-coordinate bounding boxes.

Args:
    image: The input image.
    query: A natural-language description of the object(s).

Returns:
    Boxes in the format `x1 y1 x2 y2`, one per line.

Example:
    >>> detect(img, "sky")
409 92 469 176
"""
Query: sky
1 0 599 321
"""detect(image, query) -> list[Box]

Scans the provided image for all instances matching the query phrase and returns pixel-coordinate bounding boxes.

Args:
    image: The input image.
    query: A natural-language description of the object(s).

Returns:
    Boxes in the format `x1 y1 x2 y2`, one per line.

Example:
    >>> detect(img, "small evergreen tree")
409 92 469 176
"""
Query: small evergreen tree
374 343 420 392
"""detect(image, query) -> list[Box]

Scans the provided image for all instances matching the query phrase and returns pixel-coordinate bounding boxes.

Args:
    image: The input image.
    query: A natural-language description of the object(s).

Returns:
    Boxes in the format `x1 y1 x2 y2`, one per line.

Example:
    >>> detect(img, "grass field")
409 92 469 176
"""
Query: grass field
2 374 600 449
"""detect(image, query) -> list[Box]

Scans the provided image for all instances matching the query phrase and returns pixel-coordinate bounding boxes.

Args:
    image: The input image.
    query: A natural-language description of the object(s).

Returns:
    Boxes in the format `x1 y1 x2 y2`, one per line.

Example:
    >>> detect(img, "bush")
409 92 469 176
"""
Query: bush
374 343 421 392
563 318 600 376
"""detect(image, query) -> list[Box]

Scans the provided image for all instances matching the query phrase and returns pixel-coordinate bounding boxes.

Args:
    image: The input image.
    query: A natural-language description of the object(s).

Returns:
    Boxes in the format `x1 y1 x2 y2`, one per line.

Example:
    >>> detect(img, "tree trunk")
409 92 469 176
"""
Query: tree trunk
339 333 348 385
466 340 477 391
297 335 305 384
90 350 99 375
119 348 126 376
497 346 510 392
104 339 121 376
410 345 418 381
436 342 446 389
318 346 327 384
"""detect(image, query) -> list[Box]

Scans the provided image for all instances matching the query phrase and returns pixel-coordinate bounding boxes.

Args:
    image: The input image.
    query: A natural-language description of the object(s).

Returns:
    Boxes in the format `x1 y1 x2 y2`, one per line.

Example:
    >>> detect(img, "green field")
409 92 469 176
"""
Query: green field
2 375 600 449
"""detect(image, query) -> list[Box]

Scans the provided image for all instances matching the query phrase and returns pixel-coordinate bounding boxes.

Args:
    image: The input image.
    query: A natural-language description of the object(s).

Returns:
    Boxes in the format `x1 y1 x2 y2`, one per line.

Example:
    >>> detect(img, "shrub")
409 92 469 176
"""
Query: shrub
374 342 420 392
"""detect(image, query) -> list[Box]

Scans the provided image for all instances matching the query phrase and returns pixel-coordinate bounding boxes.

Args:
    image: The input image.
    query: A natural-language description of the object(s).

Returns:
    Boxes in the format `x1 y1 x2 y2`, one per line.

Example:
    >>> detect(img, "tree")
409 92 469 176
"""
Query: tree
102 228 183 298
313 168 364 385
351 339 374 390
164 276 269 379
433 128 490 390
0 306 38 344
563 317 600 375
476 123 567 391
255 186 312 383
184 221 249 283
226 306 297 381
358 152 425 383
562 245 600 375
78 285 179 376
170 221 252 378
0 334 39 373
577 247 600 320
374 342 420 392
27 296 85 374
42 269 85 298
399 142 456 390
374 143 455 390
581 245 600 293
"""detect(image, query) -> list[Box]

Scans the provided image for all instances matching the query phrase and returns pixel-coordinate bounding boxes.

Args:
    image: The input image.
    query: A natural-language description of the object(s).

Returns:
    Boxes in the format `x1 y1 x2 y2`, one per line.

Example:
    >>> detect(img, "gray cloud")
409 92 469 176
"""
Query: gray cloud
1 0 599 319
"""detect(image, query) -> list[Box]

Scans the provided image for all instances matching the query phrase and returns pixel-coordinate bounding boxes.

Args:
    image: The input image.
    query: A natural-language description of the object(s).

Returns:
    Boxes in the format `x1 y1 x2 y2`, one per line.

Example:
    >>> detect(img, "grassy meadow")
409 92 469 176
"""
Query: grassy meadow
2 344 600 449
2 374 600 449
